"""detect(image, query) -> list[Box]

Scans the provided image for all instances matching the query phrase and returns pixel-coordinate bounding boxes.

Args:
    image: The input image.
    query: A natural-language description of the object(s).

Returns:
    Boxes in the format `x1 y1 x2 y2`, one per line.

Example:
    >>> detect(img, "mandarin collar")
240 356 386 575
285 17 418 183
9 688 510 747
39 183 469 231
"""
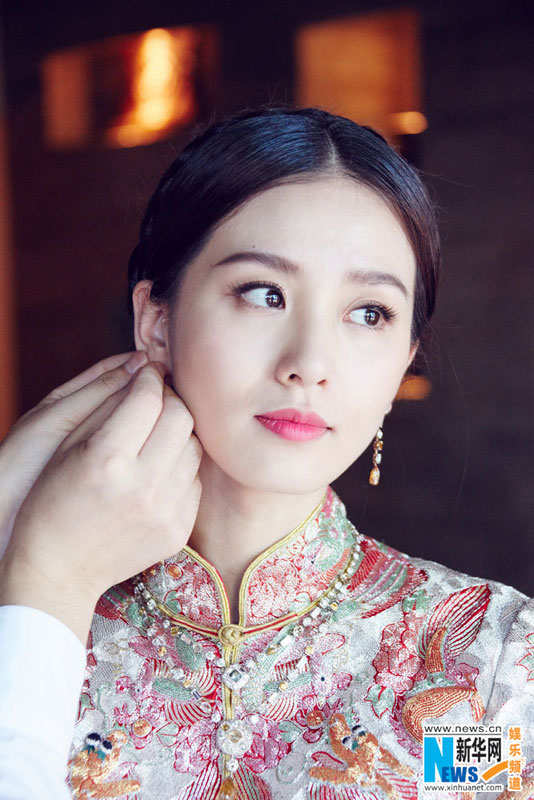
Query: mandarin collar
141 487 359 635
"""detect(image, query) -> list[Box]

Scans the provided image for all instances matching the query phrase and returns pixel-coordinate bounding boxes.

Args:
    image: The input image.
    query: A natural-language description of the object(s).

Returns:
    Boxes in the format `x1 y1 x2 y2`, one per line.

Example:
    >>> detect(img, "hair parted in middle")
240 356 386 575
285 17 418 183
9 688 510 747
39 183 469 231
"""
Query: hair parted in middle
127 105 440 347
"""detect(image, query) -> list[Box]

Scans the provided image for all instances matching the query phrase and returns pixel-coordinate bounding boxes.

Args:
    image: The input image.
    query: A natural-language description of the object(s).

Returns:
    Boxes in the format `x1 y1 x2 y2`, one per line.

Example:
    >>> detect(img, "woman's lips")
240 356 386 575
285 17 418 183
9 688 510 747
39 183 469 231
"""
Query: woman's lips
255 408 330 442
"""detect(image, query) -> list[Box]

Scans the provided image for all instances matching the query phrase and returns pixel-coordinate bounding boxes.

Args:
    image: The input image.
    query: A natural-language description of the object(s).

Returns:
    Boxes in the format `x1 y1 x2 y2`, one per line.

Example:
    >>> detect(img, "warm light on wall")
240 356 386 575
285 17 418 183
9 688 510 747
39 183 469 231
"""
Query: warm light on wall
295 9 424 142
388 110 428 136
108 28 197 147
42 26 218 148
395 375 432 401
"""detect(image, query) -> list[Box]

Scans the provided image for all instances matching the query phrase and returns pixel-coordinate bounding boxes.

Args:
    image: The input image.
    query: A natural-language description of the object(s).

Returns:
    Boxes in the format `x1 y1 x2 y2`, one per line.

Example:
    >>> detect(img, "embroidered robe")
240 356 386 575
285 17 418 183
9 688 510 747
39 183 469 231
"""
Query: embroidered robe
66 488 534 799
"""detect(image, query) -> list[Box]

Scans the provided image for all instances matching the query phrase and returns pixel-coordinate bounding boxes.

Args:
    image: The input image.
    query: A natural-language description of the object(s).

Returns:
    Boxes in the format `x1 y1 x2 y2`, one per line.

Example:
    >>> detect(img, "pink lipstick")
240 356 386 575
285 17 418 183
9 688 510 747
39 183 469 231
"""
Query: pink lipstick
255 408 330 442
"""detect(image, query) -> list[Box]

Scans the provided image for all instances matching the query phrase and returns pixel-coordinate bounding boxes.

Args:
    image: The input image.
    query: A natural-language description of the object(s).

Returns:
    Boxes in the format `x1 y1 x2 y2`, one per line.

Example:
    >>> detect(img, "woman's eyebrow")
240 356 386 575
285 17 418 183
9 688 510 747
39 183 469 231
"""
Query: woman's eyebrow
212 250 410 299
213 250 299 275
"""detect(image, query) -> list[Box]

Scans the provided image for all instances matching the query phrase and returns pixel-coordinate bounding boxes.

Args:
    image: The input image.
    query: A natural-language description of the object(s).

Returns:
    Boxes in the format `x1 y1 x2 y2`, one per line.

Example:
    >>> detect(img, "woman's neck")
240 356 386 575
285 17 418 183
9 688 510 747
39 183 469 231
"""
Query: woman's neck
186 461 326 624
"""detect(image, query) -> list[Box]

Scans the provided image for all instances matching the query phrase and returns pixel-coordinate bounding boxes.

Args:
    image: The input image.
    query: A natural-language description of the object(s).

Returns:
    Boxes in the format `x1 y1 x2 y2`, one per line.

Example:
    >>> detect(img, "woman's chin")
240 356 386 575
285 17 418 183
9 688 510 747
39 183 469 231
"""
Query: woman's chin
198 455 332 498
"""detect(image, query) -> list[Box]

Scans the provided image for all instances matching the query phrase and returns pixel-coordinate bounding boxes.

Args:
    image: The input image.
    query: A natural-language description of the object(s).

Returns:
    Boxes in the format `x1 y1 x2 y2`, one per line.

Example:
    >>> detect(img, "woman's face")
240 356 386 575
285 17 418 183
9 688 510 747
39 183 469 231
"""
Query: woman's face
153 177 416 495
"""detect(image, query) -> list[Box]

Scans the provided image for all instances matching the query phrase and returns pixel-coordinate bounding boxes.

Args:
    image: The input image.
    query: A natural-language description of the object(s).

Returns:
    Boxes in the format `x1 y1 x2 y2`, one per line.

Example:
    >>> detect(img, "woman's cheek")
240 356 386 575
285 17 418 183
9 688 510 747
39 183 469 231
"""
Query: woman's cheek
172 323 247 413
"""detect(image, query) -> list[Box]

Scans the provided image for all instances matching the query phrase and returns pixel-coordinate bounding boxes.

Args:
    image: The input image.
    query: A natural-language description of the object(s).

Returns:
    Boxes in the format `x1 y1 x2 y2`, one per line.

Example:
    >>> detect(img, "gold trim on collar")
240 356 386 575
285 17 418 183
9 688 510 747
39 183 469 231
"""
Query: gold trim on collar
182 490 327 628
180 546 232 625
237 492 326 625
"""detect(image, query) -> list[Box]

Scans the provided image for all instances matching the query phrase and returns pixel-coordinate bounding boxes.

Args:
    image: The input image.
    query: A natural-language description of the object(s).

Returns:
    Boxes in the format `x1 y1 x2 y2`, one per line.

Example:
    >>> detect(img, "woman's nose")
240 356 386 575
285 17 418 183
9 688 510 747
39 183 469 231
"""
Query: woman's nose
273 316 332 388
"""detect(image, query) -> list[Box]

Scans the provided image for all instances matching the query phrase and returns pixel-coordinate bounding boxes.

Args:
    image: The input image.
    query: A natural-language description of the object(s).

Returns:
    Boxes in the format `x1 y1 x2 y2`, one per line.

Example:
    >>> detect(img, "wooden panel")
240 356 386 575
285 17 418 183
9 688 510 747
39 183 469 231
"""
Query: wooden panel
41 25 219 149
295 8 424 138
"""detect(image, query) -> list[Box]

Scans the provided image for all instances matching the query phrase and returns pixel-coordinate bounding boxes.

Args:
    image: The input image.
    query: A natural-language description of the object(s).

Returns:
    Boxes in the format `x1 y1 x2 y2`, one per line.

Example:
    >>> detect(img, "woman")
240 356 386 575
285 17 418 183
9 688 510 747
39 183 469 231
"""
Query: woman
0 106 532 800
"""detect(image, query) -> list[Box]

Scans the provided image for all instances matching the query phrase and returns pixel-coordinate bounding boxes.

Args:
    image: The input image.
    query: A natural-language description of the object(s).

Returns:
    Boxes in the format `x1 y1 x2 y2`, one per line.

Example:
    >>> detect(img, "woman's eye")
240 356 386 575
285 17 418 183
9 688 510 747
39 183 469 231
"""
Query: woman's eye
237 284 285 309
349 307 383 327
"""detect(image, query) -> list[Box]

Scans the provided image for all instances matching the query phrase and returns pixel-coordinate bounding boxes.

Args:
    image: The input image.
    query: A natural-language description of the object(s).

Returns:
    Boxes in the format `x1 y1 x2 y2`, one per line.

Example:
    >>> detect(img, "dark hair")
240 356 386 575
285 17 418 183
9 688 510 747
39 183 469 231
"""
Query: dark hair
128 105 440 345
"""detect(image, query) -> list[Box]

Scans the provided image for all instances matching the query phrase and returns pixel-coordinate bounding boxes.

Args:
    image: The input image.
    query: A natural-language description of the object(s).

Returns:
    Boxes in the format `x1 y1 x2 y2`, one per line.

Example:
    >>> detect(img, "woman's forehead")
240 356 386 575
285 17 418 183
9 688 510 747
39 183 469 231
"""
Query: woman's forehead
193 177 416 291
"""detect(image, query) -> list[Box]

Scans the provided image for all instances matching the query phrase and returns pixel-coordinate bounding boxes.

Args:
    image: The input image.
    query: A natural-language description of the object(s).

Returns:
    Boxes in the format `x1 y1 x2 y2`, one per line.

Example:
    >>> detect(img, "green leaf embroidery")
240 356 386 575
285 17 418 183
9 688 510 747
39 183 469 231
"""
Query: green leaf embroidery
127 602 146 628
278 720 302 743
153 677 190 700
365 684 396 717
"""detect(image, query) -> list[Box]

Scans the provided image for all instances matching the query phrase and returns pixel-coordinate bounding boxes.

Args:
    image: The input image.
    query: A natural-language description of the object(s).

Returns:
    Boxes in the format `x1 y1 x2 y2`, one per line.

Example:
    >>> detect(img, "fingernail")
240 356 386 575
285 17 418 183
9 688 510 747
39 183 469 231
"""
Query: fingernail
125 351 148 374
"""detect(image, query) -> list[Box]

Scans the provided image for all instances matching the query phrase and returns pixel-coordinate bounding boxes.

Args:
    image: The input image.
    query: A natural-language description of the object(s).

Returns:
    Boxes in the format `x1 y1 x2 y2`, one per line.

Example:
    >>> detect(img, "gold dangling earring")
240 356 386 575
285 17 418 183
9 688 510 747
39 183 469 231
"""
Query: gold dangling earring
369 427 384 486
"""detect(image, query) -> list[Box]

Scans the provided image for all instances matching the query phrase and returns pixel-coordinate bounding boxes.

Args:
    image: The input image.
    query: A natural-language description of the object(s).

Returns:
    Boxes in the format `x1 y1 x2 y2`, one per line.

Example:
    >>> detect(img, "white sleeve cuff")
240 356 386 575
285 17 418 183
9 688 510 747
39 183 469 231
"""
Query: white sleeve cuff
0 604 87 764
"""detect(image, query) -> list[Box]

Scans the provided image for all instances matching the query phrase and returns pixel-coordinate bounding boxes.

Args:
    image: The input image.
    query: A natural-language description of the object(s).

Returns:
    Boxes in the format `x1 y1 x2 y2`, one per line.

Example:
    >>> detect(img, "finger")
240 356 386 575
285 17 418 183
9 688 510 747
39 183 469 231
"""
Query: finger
138 385 197 471
54 386 130 455
39 352 143 406
174 434 203 483
182 475 202 534
89 362 166 458
36 352 149 438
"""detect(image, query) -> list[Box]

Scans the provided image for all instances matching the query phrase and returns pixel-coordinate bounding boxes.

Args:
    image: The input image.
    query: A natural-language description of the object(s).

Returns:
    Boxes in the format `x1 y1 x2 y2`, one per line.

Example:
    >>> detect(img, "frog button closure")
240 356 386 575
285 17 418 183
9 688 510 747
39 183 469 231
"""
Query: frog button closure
218 624 245 647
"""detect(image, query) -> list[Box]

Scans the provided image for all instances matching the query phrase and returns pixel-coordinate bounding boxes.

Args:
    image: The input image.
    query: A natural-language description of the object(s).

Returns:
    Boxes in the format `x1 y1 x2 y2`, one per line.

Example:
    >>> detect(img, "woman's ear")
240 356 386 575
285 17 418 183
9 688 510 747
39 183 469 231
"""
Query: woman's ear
132 280 172 373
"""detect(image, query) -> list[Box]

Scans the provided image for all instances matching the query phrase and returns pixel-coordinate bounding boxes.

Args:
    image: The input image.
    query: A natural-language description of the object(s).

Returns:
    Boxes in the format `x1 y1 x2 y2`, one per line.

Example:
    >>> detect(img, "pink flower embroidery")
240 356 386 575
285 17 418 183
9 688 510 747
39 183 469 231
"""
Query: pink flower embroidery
168 561 222 628
114 702 132 727
116 675 133 694
173 721 218 775
250 560 300 620
242 717 291 774
113 690 165 749
372 611 426 694
295 700 342 744
113 662 165 749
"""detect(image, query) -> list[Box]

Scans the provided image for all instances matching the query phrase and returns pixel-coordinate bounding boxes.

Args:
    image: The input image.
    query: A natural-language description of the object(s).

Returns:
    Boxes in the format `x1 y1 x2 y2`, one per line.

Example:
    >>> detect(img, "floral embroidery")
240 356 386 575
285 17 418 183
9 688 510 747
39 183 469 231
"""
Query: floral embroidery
245 502 355 626
249 559 303 621
112 662 166 749
370 608 426 697
162 556 223 628
242 716 292 773
494 778 534 800
357 554 427 620
295 699 344 744
78 630 97 723
171 719 220 775
366 584 491 755
66 488 529 799
517 632 534 681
